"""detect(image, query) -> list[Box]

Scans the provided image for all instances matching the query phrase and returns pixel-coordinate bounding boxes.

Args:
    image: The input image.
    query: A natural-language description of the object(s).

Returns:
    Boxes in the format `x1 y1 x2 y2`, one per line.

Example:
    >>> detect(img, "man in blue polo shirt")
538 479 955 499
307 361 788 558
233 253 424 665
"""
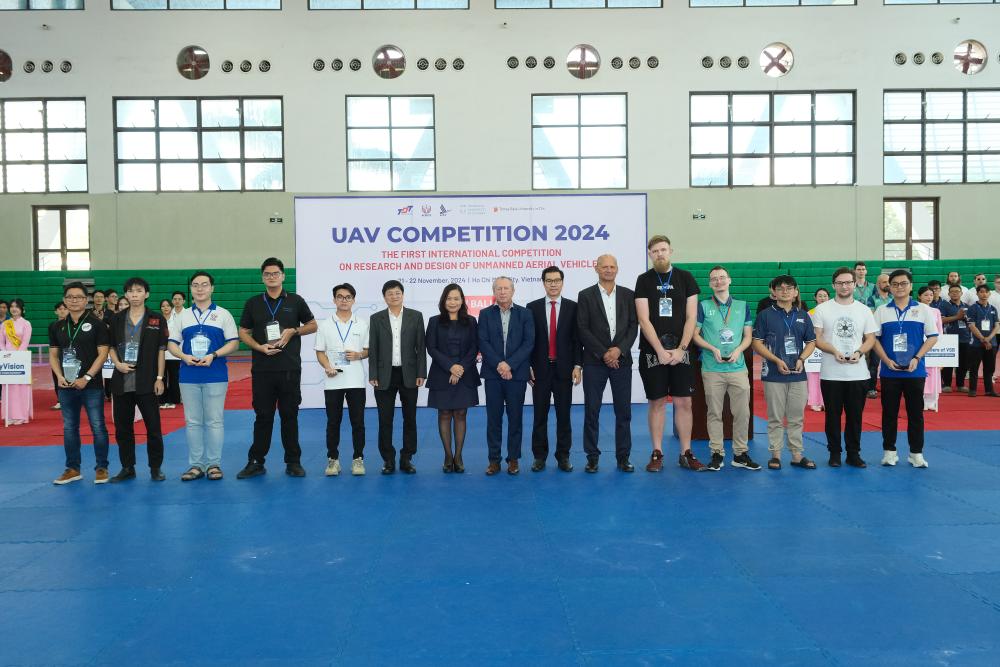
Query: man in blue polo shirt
872 270 939 468
965 284 999 398
937 284 970 393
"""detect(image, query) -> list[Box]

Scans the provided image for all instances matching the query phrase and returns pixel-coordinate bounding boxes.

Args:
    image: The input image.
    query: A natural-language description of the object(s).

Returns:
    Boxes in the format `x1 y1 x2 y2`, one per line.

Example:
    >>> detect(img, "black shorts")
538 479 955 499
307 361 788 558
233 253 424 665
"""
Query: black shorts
638 350 695 400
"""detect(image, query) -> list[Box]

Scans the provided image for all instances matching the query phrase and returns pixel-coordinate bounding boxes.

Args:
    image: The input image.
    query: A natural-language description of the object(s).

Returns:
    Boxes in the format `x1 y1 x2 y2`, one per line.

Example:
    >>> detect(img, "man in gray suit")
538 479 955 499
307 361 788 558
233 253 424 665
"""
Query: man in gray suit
577 254 638 473
368 280 427 474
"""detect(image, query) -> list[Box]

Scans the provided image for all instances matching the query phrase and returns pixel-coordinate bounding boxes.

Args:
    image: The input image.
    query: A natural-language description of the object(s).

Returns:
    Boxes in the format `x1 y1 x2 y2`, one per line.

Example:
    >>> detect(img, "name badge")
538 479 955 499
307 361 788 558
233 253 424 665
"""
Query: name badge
659 297 672 317
265 320 281 343
958 320 966 329
62 348 81 382
332 350 348 367
124 341 139 365
981 319 991 333
191 333 211 358
783 336 798 356
892 333 908 353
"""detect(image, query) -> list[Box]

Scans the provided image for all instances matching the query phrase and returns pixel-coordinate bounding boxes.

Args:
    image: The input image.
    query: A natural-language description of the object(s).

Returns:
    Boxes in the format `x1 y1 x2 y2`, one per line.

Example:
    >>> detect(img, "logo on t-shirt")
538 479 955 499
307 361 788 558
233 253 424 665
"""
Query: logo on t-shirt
81 322 92 332
835 317 856 340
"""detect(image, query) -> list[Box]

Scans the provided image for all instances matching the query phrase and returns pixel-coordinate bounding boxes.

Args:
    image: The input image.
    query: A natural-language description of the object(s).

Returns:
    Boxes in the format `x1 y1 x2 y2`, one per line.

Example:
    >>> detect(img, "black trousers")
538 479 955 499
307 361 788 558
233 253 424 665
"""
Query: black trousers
582 362 632 463
966 345 997 394
374 367 418 464
820 379 868 455
941 343 970 389
531 363 573 462
866 352 880 392
880 376 925 453
160 359 181 405
113 391 164 468
248 370 302 465
324 387 366 460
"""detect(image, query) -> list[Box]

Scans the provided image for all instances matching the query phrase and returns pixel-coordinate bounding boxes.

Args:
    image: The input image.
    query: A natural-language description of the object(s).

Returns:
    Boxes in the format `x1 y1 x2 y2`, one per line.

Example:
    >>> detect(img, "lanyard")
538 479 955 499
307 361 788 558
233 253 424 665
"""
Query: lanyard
775 305 797 336
892 301 913 335
126 312 145 339
263 294 283 320
713 296 732 325
334 316 353 346
192 304 213 329
65 315 87 347
655 268 674 295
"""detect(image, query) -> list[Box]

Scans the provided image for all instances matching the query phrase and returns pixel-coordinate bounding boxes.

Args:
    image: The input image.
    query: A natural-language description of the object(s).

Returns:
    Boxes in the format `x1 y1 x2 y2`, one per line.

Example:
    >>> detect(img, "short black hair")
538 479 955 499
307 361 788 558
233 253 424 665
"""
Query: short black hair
854 261 866 269
92 289 105 298
63 281 87 296
333 283 357 299
382 280 404 295
770 274 798 290
54 301 67 310
541 266 564 281
123 277 150 293
0 300 7 307
917 286 932 299
171 291 186 300
261 257 284 273
106 289 118 296
888 269 912 285
189 270 215 286
977 284 991 294
927 280 942 288
709 265 729 277
814 288 830 298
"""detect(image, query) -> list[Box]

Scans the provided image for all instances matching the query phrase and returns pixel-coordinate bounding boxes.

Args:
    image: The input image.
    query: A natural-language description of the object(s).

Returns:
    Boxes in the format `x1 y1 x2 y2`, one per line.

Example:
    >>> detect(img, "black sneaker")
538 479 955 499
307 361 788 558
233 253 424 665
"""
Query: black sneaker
381 462 396 475
732 453 761 471
557 458 574 473
110 467 136 483
584 458 599 473
285 462 306 477
705 452 724 471
531 459 546 472
399 460 416 474
236 462 266 479
617 459 635 473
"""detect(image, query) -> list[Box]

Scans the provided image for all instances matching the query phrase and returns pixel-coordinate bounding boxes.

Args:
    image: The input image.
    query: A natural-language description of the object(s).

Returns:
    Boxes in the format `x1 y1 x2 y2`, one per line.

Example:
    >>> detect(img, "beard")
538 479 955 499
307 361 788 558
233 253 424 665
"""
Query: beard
652 258 671 273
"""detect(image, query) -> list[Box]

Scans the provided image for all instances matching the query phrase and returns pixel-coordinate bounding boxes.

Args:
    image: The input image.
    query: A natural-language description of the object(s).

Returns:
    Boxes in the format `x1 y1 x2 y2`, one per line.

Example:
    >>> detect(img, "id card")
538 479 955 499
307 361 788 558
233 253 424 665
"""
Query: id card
783 336 798 356
958 320 966 329
124 341 139 365
659 297 672 317
332 350 348 367
982 320 991 333
191 333 211 358
62 348 80 382
892 333 908 353
265 320 281 343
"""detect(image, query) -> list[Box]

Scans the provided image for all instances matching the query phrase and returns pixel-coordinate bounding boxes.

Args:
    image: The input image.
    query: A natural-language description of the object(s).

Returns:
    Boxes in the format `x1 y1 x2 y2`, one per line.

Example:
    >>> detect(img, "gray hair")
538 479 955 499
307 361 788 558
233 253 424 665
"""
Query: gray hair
492 276 514 290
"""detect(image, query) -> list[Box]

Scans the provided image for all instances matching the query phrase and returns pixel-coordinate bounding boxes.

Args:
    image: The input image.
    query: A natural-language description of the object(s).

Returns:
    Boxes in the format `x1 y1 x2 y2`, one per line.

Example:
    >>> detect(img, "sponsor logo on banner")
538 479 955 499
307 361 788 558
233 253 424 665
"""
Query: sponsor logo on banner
925 333 959 367
421 205 433 216
0 351 31 384
439 205 450 216
397 205 413 215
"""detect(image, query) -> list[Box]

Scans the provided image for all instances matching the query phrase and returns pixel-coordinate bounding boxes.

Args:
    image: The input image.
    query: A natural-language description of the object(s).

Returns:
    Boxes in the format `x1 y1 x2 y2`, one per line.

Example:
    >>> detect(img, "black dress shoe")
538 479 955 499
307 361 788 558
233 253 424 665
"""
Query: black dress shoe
150 468 166 482
557 459 574 472
531 459 546 472
236 462 266 479
286 463 306 477
828 454 842 468
846 455 867 469
110 467 136 483
381 462 396 475
585 459 599 473
400 460 416 474
617 459 635 473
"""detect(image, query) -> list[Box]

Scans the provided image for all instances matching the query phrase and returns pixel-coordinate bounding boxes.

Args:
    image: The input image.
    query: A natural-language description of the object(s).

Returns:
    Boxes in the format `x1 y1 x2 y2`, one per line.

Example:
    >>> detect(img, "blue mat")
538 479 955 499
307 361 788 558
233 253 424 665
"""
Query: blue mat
1 405 998 666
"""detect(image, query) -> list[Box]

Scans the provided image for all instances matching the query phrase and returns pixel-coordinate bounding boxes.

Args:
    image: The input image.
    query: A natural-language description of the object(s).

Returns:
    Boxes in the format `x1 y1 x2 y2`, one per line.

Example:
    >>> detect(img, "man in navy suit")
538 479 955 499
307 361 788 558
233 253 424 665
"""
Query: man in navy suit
478 276 534 475
528 266 582 472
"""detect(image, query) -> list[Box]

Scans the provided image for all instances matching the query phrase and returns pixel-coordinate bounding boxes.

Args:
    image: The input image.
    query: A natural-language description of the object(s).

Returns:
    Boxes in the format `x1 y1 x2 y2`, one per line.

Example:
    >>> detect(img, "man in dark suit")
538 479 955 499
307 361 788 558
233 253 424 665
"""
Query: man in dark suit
478 276 534 475
528 266 582 472
577 254 638 473
368 280 427 474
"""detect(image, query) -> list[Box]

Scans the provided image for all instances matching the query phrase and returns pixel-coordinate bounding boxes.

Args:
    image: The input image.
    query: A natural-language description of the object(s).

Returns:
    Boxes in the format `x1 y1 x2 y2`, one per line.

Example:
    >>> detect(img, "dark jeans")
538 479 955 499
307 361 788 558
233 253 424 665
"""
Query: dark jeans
866 351 880 392
160 359 182 405
248 370 302 465
113 391 164 469
324 387 366 460
880 376 926 454
941 343 970 389
485 378 527 463
582 362 632 463
967 345 997 394
820 379 868 455
374 367 418 464
59 387 110 471
531 363 573 462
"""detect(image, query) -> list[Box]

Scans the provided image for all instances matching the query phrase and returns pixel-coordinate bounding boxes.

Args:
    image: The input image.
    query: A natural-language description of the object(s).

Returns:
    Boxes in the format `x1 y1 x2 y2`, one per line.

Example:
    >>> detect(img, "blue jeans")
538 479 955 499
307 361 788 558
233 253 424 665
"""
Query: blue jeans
179 382 228 470
485 379 527 463
59 387 110 471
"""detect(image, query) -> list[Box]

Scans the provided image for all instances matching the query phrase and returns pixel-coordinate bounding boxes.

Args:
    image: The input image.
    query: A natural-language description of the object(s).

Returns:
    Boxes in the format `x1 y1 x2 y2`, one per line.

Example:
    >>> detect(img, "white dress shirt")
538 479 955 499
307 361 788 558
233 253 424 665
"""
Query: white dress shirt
388 308 403 367
600 284 617 340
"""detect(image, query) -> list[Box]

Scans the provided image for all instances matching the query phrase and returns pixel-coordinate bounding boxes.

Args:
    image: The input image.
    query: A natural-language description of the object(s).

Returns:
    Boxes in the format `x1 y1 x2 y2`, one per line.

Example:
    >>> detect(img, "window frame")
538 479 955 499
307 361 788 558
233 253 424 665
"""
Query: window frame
1 97 89 194
0 1 84 10
690 0 854 6
310 0 466 8
112 95 285 193
32 205 90 271
883 197 939 261
884 0 997 5
110 0 281 10
496 1 661 8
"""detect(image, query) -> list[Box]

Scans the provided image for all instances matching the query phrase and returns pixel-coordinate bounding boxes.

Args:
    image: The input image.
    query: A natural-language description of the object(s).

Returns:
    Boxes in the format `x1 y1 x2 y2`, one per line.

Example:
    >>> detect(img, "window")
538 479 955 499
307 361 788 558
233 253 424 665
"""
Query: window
691 0 853 5
532 94 627 189
497 1 660 7
310 0 465 8
34 206 90 271
690 91 855 187
346 96 436 192
1 99 88 193
885 1 997 5
111 0 279 9
883 199 938 261
114 97 284 192
0 0 83 9
884 90 1000 184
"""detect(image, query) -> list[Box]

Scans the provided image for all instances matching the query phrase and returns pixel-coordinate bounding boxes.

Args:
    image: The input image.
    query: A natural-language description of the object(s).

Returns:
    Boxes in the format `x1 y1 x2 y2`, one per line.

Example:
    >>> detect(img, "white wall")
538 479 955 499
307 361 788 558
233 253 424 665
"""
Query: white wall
0 2 998 267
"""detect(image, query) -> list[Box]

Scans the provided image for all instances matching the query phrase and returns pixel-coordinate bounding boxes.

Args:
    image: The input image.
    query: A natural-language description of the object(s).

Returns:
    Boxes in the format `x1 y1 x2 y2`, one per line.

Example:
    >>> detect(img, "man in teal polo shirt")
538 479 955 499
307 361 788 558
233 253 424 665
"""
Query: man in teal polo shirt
693 266 759 471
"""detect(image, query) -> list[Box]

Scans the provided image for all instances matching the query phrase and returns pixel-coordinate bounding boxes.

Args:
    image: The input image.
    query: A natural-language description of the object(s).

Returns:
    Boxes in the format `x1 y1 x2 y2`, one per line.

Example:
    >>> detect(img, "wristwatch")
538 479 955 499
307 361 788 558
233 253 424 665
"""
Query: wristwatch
679 344 688 352
83 374 93 382
156 375 163 380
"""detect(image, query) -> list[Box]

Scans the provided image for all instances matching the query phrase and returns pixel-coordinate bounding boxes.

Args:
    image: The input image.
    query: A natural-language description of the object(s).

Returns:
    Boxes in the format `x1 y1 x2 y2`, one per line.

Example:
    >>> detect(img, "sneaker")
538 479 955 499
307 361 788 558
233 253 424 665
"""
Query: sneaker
679 450 706 472
881 450 899 466
51 402 61 410
584 458 599 473
286 463 307 477
732 453 762 471
957 386 969 393
94 468 110 484
53 468 82 485
325 458 341 476
866 390 879 399
968 390 977 398
645 450 664 472
351 457 366 476
705 452 724 471
942 386 952 394
236 461 266 479
908 453 929 468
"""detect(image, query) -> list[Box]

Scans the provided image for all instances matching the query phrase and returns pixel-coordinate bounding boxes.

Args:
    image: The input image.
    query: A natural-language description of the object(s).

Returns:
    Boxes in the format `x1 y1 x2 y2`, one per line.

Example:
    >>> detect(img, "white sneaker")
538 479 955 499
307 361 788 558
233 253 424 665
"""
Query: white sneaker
352 457 366 476
908 453 929 468
881 450 899 466
325 458 341 476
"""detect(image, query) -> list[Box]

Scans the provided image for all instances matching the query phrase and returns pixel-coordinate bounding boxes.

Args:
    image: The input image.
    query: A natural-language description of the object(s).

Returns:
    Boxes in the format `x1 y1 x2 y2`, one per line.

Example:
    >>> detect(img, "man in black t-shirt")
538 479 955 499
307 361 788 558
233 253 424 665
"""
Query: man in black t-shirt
237 257 318 479
634 235 705 473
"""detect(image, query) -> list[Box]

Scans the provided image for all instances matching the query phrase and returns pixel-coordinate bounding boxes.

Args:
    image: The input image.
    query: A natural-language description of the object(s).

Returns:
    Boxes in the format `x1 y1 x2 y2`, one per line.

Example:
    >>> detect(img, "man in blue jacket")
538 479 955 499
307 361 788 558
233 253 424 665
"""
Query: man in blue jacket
478 276 534 475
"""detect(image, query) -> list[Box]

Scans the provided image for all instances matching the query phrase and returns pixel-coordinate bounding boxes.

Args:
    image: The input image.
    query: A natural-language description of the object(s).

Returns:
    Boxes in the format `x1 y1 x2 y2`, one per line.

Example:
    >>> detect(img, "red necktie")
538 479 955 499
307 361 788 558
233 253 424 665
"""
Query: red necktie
549 300 557 359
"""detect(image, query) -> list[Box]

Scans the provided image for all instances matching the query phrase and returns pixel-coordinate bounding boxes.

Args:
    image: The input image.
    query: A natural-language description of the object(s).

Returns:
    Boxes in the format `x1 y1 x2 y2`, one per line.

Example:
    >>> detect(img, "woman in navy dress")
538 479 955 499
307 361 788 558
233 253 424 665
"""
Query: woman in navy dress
426 284 480 473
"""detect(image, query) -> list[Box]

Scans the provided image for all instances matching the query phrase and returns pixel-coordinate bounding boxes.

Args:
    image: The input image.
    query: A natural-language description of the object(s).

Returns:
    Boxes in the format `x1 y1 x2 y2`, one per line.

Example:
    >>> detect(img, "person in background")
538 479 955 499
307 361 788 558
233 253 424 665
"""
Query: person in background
0 298 34 425
158 299 181 410
938 284 970 393
945 271 974 306
927 280 943 308
90 290 112 328
49 301 69 410
989 275 1000 312
966 284 999 398
865 273 892 399
0 299 6 404
917 286 942 412
102 290 119 403
116 297 129 314
105 289 119 313
963 273 988 307
853 262 875 306
806 288 830 412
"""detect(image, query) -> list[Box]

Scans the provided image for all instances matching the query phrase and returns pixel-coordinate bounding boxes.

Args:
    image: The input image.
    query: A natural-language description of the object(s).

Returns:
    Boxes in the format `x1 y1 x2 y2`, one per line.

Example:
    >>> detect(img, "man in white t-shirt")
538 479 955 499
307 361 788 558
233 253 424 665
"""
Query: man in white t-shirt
811 266 879 468
314 283 370 477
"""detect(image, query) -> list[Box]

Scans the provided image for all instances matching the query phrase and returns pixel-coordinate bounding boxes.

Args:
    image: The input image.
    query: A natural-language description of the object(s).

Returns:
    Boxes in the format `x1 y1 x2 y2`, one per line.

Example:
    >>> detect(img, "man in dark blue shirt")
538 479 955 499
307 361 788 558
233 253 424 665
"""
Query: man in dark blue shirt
937 284 971 393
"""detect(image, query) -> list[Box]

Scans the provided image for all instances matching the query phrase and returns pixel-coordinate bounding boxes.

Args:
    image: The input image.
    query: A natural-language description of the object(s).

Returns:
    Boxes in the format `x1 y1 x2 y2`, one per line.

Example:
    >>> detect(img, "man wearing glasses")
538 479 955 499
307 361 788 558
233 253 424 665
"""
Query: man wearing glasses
872 270 938 468
237 258 317 479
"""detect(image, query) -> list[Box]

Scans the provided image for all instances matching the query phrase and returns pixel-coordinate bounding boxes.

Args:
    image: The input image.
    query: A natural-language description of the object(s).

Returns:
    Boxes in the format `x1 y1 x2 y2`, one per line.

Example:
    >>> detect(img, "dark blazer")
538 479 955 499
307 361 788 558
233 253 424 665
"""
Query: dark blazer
107 307 169 395
368 307 427 389
576 284 638 366
527 296 582 381
425 315 481 391
478 303 534 382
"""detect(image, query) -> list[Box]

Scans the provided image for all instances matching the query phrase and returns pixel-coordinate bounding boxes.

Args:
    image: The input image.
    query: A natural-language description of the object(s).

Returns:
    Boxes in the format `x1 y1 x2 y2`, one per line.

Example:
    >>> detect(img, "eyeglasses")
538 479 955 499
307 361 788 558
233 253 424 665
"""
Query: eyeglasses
335 295 354 301
774 285 796 292
64 295 87 301
833 280 855 286
262 271 282 278
543 279 563 285
190 282 212 289
890 281 911 288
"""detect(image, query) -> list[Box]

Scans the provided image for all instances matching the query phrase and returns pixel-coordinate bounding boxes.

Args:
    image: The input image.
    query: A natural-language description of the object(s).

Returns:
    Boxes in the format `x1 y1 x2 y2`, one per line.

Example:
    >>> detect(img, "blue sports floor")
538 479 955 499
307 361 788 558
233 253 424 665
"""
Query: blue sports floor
1 405 999 666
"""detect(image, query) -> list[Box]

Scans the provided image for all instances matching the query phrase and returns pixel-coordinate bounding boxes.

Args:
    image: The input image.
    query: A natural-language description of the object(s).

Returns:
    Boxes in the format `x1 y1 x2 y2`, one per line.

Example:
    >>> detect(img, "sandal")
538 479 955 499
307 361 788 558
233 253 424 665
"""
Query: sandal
790 457 816 469
767 458 782 470
181 467 205 481
206 466 223 480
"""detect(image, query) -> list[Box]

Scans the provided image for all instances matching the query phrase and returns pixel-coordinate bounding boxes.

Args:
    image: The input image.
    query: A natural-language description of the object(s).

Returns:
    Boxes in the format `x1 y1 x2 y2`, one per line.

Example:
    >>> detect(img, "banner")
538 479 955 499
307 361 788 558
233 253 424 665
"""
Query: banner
295 194 648 409
804 347 823 373
0 350 32 385
924 333 959 368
